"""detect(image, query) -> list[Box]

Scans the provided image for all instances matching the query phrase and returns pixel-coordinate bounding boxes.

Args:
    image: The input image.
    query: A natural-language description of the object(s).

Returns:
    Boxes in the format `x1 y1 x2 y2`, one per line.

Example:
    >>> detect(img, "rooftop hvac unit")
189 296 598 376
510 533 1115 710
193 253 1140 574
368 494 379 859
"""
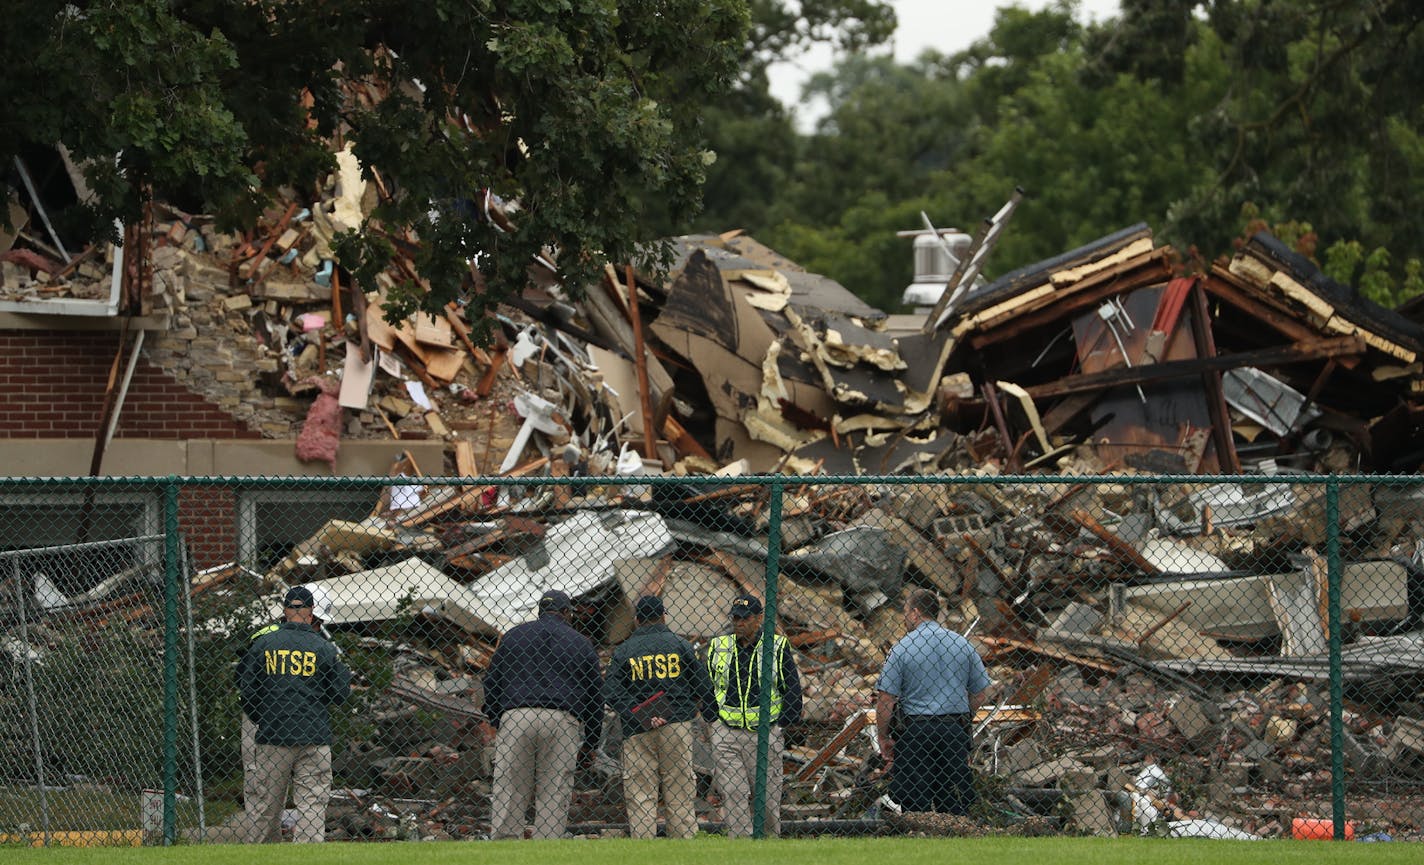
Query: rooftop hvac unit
901 231 971 309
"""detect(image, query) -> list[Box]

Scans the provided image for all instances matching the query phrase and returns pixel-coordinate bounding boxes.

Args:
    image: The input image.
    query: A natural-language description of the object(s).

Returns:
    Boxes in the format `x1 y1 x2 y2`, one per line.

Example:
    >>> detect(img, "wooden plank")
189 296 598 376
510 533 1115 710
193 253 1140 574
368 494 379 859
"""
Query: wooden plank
1187 282 1241 473
454 440 478 477
794 709 870 782
237 202 299 281
445 303 492 366
1202 268 1360 369
423 346 465 382
625 264 661 464
967 253 1174 345
1067 509 1162 576
662 413 713 461
1022 335 1366 400
978 636 1120 675
701 549 763 602
638 555 676 599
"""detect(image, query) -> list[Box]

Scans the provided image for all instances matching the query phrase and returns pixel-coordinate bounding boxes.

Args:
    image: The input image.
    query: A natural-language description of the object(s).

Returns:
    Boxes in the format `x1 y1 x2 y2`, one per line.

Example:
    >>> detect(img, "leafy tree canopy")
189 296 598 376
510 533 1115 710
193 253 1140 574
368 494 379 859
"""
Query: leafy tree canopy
737 0 1424 310
1 0 749 323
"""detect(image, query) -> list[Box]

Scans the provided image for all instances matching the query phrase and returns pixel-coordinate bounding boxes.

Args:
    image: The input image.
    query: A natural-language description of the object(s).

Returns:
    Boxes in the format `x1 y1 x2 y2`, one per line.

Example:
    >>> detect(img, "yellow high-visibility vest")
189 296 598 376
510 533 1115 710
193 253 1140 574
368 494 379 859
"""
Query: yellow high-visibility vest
706 633 788 728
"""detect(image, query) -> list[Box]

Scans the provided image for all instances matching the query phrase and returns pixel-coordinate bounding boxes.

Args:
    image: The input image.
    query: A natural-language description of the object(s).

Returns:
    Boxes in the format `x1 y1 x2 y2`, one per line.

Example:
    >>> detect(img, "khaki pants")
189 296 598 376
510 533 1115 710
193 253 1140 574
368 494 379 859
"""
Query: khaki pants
711 723 783 838
621 719 696 839
491 707 581 839
240 713 283 843
244 742 332 844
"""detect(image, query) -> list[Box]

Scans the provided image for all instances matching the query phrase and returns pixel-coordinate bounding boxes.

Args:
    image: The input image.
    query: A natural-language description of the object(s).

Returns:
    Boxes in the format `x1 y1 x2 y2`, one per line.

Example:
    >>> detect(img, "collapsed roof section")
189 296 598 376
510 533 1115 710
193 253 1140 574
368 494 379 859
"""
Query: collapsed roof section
6 134 1421 478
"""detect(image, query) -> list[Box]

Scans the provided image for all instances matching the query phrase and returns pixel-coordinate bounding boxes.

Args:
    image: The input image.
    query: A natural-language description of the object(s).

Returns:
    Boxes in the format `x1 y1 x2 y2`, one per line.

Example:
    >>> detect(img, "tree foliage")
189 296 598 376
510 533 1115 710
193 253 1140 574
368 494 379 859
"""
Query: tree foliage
720 0 1424 310
1 0 748 321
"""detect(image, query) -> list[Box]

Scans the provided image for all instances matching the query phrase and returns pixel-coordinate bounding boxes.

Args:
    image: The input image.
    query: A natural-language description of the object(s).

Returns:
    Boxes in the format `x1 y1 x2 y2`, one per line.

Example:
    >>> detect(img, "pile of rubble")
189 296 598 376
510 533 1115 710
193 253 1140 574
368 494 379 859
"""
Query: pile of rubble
7 141 1424 840
166 465 1420 840
9 140 1424 479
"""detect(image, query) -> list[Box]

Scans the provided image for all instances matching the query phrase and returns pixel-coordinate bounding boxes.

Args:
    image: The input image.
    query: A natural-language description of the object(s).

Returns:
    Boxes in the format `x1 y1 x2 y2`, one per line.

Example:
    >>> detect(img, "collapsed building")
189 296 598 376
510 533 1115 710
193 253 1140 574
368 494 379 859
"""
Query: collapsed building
3 151 1424 841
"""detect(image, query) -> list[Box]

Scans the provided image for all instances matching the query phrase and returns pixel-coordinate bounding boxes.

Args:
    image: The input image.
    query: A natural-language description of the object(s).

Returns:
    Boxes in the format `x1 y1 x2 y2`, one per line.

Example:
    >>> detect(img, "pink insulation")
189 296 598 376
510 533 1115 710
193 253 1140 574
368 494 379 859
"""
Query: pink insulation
295 376 342 469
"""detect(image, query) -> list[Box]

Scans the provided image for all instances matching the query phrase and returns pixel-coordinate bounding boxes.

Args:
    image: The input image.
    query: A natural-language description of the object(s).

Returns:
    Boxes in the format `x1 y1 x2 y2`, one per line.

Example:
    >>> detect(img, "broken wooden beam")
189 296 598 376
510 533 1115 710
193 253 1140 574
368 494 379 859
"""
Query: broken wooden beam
1067 509 1162 576
1023 335 1366 400
794 709 870 783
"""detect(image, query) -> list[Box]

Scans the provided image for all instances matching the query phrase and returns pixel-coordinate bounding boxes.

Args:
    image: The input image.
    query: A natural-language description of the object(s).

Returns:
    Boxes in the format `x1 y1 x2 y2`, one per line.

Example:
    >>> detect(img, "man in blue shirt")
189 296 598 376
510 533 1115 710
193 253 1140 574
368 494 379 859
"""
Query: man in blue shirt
483 589 603 839
875 589 990 814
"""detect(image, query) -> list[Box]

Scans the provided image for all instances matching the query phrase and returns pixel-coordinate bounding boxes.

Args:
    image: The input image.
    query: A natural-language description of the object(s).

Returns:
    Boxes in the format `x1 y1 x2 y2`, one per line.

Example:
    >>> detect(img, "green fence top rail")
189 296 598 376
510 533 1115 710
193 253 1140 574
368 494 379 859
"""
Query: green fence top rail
0 472 1421 489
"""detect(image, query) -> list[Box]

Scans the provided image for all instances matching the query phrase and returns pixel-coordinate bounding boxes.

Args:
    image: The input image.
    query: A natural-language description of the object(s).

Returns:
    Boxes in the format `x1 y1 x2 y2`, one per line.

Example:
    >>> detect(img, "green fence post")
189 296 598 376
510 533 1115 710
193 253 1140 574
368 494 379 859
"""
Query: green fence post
1325 477 1345 839
163 478 180 846
752 477 785 839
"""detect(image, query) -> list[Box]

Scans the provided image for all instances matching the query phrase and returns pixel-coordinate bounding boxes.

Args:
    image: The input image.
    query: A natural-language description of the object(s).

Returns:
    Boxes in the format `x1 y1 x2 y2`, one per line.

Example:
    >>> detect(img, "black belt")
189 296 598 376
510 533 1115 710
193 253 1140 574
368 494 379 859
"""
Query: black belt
905 712 970 723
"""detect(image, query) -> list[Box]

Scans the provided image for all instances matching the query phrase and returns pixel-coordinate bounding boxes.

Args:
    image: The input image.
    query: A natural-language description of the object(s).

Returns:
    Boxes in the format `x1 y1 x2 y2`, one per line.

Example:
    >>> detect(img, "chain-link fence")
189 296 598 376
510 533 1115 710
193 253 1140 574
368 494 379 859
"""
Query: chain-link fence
1 474 1420 845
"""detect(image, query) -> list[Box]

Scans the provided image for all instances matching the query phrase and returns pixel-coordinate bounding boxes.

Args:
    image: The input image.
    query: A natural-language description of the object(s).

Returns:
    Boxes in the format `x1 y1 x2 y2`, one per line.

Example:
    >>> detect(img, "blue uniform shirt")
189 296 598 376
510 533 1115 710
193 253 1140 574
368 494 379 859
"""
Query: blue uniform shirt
876 621 990 715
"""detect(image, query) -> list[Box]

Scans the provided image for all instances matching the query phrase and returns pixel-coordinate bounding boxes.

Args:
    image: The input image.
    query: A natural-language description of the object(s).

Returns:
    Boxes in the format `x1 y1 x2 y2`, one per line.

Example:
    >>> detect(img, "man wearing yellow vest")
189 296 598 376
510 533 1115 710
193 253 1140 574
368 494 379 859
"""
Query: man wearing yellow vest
703 594 802 837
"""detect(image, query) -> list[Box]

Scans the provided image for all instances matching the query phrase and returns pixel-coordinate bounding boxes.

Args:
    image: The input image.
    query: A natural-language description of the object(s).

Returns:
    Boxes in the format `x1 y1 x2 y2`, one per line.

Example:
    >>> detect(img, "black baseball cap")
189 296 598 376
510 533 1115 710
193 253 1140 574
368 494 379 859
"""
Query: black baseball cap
283 585 315 609
635 595 664 621
730 594 763 618
538 589 572 612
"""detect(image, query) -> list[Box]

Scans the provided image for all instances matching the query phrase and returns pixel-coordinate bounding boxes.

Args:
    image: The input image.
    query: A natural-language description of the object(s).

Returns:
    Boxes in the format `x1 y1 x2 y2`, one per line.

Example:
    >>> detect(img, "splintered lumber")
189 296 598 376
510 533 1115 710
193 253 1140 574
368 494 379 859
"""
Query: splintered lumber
1023 335 1366 400
978 636 1120 675
638 556 676 598
1067 509 1162 576
701 549 763 601
1186 281 1241 473
794 709 870 782
236 202 300 281
475 345 507 397
444 302 492 366
1004 663 1057 706
454 440 478 477
663 413 713 461
1135 600 1192 649
626 264 660 463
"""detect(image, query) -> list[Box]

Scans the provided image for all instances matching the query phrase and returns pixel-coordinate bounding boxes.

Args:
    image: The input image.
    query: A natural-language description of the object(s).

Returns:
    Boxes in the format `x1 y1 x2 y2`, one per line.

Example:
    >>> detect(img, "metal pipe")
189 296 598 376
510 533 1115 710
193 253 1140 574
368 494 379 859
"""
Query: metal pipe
12 156 72 263
179 540 207 841
103 329 145 453
15 556 51 845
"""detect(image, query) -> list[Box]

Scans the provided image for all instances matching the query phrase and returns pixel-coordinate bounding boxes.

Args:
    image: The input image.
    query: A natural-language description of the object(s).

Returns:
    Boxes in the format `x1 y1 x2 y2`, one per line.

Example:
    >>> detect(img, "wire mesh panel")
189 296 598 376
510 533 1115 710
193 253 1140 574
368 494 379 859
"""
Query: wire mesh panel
1 473 1421 844
0 479 203 846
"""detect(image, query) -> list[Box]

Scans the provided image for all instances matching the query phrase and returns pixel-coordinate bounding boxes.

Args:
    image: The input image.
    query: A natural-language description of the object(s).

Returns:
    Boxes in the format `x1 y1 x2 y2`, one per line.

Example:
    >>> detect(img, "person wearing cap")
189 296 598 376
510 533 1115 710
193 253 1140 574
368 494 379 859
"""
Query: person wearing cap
875 589 990 815
482 589 603 839
237 585 351 843
603 595 714 838
703 593 802 837
235 584 339 842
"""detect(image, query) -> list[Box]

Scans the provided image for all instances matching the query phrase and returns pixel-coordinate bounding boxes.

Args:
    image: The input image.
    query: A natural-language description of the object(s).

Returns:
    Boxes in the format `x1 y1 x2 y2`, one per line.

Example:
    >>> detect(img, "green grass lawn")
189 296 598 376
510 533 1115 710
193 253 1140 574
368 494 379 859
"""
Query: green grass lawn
0 788 236 835
1 836 1418 865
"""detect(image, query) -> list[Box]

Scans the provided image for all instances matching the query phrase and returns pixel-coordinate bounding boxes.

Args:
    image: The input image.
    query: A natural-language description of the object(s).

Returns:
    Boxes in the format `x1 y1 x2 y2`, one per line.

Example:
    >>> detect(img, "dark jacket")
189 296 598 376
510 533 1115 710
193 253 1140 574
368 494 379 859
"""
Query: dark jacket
604 622 713 736
484 612 603 752
237 621 350 746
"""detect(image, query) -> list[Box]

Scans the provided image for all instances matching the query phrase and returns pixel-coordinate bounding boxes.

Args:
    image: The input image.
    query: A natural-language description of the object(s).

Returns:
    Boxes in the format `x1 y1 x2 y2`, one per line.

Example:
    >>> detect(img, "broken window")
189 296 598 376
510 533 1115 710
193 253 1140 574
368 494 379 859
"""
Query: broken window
236 488 380 571
0 491 160 602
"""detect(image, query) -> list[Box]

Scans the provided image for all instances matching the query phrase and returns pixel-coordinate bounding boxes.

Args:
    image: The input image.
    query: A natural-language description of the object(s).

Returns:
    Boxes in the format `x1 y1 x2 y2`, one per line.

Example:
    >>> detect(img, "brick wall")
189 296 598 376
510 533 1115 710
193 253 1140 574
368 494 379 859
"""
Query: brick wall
180 485 241 569
0 330 261 439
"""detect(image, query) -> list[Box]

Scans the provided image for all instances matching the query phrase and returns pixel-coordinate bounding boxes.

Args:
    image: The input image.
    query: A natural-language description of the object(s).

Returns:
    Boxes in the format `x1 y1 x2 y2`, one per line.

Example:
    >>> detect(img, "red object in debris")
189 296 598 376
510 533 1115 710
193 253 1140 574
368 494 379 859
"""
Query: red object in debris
1291 817 1355 840
295 376 342 469
0 248 61 273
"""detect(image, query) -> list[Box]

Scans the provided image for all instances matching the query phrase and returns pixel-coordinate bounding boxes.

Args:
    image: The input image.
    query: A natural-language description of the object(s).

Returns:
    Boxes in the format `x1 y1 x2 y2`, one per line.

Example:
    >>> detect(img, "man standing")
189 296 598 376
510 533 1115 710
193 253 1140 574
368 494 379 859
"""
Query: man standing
604 595 714 838
483 589 603 839
875 589 990 815
703 594 801 838
237 585 351 843
237 618 280 842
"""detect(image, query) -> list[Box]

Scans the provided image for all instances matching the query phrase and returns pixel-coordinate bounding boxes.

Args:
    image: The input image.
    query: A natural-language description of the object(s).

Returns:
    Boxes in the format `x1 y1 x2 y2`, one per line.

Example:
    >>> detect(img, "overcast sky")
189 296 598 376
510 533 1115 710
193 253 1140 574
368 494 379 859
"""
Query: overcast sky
769 0 1122 127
